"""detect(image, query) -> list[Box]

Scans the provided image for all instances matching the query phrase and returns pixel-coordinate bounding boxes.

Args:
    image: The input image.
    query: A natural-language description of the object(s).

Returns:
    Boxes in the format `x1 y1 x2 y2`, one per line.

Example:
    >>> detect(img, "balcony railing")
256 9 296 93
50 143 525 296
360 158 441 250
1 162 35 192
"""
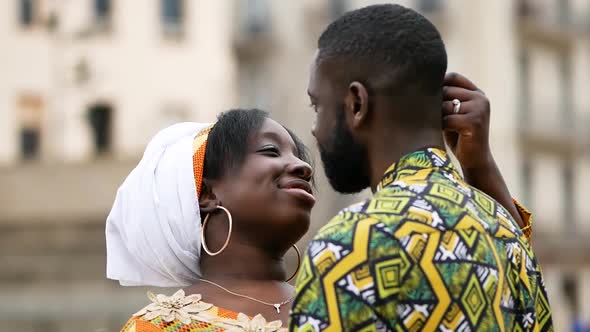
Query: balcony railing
0 159 137 224
518 113 590 160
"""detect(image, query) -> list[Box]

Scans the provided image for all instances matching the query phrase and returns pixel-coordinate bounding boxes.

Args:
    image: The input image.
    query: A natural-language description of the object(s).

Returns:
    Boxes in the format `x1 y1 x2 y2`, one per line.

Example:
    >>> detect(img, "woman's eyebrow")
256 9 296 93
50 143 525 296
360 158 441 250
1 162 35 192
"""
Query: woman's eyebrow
258 131 298 155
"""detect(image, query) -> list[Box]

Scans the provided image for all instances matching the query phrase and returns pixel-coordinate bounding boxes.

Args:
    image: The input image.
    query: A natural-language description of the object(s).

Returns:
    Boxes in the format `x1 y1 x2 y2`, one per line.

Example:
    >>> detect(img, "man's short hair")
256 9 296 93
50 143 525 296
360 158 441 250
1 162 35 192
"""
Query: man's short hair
318 4 447 97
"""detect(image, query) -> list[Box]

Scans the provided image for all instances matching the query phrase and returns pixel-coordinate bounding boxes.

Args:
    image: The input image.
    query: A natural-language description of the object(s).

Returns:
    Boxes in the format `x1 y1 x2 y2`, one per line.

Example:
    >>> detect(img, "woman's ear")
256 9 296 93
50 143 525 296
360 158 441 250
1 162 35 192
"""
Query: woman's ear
199 179 220 214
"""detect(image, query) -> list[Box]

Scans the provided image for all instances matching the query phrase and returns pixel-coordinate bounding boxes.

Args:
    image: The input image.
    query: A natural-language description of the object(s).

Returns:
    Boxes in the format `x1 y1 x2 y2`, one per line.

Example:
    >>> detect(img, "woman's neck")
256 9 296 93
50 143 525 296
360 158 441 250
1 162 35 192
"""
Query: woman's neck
200 241 288 282
191 242 296 325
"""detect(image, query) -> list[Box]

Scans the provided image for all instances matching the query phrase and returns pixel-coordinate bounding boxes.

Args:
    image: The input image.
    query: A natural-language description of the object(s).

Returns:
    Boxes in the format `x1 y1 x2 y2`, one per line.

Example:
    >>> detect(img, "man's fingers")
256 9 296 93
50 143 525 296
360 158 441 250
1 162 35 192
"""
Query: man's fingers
444 72 483 93
442 113 478 132
442 100 456 115
442 114 466 132
442 86 480 102
442 99 480 116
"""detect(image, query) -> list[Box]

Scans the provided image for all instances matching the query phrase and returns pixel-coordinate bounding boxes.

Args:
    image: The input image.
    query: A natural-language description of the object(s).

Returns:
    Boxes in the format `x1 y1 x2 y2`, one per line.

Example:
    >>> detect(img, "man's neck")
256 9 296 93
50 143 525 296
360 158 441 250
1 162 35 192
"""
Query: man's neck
368 129 445 192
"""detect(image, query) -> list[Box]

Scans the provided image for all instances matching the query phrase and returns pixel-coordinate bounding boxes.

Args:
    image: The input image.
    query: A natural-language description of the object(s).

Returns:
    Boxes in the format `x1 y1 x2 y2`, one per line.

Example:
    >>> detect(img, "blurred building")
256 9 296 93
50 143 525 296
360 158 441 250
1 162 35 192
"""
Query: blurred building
0 0 589 331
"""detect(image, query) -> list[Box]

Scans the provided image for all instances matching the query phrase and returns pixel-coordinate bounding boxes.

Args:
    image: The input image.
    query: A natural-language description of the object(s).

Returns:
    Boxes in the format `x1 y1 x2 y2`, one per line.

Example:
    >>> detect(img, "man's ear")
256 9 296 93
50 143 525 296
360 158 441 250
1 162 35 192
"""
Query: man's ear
199 179 220 214
346 81 370 129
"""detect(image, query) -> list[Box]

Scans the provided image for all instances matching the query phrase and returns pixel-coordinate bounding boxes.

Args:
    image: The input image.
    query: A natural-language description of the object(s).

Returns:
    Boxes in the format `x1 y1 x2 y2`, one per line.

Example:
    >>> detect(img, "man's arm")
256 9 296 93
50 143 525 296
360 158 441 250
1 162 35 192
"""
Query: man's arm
461 156 526 230
441 72 526 229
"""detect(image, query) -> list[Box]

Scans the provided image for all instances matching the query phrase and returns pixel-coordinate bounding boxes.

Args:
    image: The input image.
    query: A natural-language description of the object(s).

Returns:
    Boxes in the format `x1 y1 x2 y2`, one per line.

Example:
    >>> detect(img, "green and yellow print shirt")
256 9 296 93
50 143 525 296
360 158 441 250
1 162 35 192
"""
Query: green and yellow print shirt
290 148 552 332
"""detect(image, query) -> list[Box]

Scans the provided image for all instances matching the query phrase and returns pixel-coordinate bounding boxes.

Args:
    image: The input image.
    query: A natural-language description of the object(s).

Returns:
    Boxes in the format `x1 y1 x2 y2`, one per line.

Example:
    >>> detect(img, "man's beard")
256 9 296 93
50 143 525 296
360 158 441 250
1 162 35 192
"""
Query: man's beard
317 108 370 194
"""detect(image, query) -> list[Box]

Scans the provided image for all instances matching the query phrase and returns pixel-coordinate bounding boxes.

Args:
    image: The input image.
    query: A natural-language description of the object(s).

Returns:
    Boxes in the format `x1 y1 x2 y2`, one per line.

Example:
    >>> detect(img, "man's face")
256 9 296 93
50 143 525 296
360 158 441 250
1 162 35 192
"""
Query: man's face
307 52 370 193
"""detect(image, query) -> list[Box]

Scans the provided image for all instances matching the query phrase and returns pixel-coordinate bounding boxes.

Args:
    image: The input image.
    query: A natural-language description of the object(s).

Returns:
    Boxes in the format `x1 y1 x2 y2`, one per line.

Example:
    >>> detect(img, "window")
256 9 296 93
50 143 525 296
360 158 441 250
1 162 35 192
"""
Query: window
240 0 269 34
19 0 36 27
161 0 184 38
87 104 113 155
95 0 110 19
417 0 441 13
562 274 579 317
17 94 43 160
517 0 536 18
238 61 270 109
21 128 40 160
94 0 111 31
329 0 348 19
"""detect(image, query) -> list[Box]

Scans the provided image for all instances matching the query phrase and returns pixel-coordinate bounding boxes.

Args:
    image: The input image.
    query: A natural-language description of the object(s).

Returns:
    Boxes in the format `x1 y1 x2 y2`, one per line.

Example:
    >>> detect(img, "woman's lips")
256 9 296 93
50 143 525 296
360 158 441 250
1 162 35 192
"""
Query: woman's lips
282 187 316 206
280 179 315 206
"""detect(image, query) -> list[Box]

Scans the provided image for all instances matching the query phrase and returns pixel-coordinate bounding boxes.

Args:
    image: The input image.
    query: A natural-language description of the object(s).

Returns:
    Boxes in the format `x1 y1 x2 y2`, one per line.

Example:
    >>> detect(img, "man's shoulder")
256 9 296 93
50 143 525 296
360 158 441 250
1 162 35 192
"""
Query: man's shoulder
312 198 372 243
312 187 418 243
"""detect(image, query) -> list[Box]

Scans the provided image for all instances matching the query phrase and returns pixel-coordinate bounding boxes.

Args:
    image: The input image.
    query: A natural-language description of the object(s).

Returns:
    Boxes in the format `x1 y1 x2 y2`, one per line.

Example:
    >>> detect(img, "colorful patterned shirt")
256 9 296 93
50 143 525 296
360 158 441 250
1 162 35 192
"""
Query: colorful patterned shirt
290 148 553 331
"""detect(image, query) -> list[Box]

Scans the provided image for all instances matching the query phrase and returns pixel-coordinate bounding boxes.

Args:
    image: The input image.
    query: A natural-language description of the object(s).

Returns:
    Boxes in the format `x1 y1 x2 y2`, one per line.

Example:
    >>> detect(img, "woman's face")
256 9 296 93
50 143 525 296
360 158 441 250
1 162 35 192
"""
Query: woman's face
213 118 314 248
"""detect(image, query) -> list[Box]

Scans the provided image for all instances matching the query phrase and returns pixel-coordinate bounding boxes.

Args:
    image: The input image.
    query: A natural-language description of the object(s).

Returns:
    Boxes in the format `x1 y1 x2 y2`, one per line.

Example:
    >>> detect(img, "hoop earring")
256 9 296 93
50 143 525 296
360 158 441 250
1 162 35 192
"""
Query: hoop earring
201 206 233 256
286 244 302 282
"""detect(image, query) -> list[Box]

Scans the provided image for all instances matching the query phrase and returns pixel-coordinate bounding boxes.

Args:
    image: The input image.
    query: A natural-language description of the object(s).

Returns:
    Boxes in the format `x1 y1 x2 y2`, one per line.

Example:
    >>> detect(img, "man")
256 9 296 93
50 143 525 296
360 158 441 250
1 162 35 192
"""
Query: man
290 4 552 331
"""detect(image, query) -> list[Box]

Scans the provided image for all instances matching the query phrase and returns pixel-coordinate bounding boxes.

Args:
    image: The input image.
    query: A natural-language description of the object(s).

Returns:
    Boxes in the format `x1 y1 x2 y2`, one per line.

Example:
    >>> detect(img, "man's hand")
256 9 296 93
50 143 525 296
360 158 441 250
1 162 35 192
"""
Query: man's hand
442 72 493 171
442 72 525 229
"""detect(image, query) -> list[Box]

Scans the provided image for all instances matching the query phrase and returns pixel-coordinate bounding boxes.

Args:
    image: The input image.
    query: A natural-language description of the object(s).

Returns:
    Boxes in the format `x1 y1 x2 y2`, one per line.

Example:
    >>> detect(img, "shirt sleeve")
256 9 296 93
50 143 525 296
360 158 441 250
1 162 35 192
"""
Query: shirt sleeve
513 198 533 239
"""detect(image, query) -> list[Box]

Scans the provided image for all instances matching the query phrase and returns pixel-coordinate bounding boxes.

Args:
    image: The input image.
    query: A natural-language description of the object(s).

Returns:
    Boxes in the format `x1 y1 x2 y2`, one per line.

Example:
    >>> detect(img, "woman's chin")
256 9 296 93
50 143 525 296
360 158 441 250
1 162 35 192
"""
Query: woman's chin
290 209 312 229
277 213 311 240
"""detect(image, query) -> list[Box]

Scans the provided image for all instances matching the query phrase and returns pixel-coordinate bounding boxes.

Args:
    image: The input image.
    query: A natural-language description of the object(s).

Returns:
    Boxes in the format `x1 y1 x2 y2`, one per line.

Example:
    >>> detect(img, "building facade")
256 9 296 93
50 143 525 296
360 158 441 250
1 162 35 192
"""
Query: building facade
0 0 588 330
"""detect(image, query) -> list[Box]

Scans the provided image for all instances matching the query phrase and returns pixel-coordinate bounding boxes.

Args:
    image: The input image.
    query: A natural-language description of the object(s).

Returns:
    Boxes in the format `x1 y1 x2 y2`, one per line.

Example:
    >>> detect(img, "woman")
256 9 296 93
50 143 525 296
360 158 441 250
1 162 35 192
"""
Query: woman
107 109 314 331
108 106 534 331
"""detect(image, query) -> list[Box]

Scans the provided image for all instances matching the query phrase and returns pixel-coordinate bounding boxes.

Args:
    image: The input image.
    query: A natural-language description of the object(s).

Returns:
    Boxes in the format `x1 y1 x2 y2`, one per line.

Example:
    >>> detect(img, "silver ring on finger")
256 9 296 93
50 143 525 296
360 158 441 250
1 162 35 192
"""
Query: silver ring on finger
452 99 461 114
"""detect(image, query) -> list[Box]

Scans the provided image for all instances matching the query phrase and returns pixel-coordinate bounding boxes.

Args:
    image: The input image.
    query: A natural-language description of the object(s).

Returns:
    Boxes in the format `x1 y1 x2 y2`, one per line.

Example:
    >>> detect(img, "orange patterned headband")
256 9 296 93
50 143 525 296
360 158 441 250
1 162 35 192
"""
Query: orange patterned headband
192 124 215 198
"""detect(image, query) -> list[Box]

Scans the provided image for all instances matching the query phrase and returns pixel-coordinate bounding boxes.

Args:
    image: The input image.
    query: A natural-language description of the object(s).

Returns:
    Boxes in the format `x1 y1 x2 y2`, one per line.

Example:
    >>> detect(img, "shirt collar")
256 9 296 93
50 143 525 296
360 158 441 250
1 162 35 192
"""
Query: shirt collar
376 147 459 192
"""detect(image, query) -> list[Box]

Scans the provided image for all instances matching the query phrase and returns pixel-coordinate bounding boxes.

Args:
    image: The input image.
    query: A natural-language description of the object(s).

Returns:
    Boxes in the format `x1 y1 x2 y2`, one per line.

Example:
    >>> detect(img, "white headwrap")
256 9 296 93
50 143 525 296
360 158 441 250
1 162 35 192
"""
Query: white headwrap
106 122 213 287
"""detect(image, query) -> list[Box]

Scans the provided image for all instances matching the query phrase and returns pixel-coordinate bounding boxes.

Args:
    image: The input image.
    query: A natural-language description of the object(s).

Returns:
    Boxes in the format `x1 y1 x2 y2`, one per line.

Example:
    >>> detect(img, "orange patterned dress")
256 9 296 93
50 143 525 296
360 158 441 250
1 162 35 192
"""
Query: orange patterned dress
121 290 286 332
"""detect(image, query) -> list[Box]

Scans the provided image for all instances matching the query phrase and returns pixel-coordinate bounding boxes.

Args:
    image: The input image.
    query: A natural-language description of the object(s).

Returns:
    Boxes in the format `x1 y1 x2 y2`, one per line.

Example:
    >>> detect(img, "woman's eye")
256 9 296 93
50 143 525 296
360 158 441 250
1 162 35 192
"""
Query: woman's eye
259 147 280 157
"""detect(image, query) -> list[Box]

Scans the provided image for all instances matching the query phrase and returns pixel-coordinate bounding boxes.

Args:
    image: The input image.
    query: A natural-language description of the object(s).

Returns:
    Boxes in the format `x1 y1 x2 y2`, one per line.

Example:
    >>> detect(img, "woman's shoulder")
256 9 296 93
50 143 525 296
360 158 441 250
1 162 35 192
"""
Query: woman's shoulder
120 289 286 332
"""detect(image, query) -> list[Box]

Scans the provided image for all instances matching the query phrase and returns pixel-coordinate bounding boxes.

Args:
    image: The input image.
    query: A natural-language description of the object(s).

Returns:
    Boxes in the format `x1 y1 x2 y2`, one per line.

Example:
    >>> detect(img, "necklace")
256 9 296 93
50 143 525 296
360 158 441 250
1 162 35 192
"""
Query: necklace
198 278 295 314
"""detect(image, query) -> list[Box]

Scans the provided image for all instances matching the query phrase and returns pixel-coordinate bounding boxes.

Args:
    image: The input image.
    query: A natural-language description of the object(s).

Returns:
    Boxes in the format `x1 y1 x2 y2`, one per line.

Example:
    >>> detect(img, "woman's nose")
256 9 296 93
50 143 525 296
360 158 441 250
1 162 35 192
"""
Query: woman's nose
287 159 313 181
